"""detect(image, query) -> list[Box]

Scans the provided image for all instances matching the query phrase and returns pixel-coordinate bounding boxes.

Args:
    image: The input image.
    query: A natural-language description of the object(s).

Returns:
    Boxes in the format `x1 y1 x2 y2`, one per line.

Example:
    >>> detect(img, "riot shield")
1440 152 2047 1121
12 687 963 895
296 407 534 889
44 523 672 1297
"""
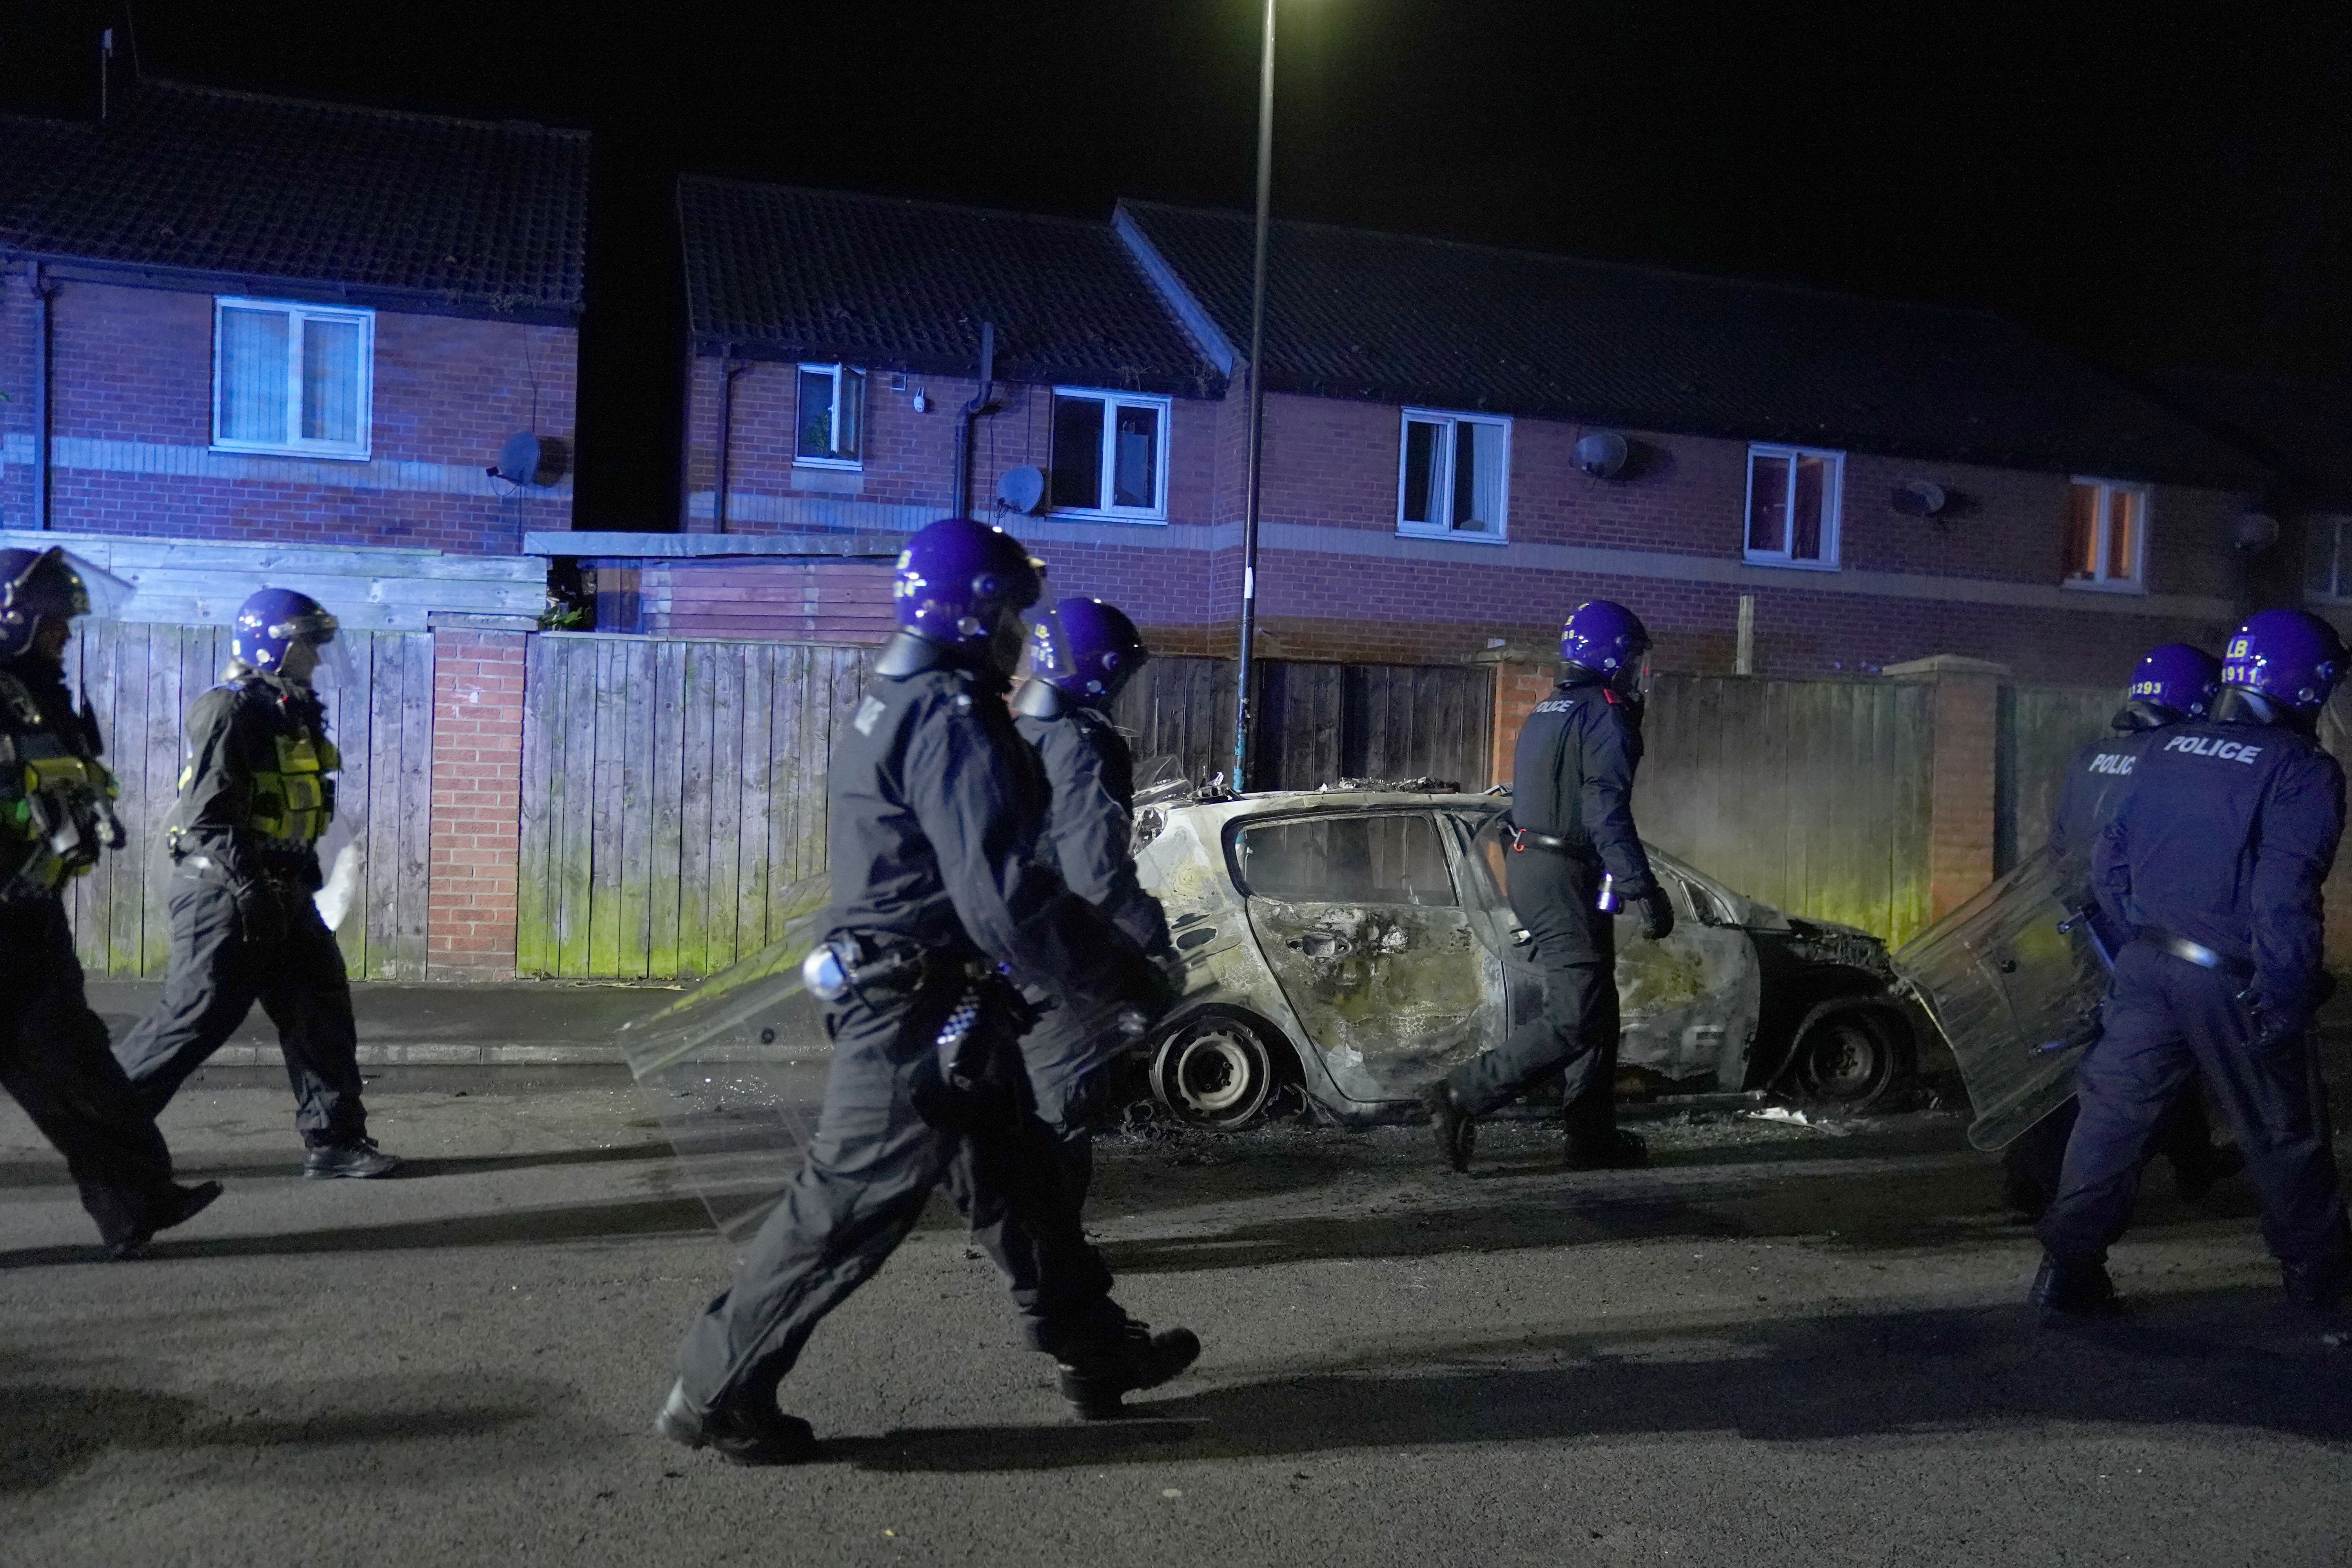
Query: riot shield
1890 847 2110 1151
619 874 835 1246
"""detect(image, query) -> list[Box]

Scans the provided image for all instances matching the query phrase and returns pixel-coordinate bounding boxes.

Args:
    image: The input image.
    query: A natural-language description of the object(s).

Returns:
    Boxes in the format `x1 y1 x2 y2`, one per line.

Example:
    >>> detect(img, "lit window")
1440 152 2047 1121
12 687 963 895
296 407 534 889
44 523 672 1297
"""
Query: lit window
2064 479 2148 590
2308 516 2352 603
1397 409 1509 539
796 363 865 466
211 298 372 459
1744 445 1842 568
1049 389 1170 519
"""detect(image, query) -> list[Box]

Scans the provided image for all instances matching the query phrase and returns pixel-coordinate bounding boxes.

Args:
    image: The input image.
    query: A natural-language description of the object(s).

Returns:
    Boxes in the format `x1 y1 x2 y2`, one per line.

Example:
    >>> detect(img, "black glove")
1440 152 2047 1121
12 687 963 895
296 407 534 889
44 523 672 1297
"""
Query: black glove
1633 886 1675 942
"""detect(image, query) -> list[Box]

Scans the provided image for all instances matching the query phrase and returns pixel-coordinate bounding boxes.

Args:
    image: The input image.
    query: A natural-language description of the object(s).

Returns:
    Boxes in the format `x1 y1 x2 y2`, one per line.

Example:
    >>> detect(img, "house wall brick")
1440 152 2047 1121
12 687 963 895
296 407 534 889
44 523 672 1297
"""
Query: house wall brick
8 273 576 551
425 628 525 978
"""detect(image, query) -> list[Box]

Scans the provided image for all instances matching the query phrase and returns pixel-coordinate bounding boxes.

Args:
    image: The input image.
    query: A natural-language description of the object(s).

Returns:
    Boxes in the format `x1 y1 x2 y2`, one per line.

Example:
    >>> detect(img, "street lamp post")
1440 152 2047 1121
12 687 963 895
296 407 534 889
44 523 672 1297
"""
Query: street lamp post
1230 0 1277 792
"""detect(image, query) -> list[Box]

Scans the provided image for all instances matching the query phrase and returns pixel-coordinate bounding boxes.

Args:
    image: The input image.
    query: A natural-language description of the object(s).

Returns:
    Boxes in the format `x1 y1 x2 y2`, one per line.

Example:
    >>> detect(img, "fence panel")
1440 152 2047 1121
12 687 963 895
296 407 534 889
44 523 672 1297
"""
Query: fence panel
65 621 434 978
1633 673 1935 945
517 633 872 979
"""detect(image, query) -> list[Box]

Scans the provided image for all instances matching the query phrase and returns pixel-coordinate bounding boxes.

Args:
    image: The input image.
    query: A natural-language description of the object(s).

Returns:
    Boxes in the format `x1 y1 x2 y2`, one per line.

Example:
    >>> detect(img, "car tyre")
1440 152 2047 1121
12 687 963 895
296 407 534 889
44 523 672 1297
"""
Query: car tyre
1150 1013 1281 1130
1785 996 1913 1110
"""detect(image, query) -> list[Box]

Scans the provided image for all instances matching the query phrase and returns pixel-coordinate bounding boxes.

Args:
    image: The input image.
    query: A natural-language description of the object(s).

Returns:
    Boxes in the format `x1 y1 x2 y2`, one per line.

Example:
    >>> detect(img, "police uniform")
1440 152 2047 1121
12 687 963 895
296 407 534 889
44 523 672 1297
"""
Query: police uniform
673 643 1165 1422
1445 671 1657 1138
113 671 367 1146
1013 689 1178 1201
0 652 194 1248
2004 717 2229 1214
2040 715 2352 1307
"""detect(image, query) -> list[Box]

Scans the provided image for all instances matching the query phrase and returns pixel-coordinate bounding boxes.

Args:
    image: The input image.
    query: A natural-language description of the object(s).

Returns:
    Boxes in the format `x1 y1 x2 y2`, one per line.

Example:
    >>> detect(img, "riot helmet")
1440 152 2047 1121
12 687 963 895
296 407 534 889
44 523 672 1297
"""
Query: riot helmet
232 588 353 689
1031 597 1149 706
2120 643 2221 725
892 517 1045 677
1559 599 1651 696
0 546 131 661
2217 608 2345 722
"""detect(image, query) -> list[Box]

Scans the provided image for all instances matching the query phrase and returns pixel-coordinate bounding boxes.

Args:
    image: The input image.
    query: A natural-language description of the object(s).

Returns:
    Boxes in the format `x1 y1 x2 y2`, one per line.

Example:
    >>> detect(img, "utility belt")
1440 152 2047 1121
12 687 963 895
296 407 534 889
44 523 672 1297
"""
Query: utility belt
1510 826 1589 856
802 929 1038 1131
2136 926 2256 985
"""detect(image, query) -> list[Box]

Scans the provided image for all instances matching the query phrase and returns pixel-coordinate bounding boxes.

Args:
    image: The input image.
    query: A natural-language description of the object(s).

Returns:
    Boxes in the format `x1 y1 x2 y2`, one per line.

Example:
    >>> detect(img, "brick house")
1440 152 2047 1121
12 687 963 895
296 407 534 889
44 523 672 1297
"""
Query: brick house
661 180 2268 686
0 81 586 556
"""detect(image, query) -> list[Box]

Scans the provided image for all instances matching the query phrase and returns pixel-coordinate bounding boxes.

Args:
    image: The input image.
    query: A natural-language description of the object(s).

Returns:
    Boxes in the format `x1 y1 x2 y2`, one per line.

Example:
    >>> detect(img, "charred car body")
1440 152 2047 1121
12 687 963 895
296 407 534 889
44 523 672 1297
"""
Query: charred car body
1129 787 1915 1128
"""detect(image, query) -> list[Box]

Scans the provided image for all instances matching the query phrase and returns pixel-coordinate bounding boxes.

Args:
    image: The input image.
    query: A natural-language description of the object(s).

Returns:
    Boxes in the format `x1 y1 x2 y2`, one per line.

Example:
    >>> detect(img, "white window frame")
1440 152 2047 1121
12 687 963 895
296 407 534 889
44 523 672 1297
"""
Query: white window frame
1047 387 1172 523
1394 407 1511 543
1741 443 1844 570
209 296 374 460
2063 477 2151 594
793 362 865 470
2307 514 2352 604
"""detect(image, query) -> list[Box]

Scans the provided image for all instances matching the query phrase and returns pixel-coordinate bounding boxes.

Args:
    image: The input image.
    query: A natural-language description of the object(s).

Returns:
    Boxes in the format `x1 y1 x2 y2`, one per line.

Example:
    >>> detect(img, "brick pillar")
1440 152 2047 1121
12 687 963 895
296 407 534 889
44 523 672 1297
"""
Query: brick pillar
426 628 527 979
1887 654 2010 922
1475 642 1560 788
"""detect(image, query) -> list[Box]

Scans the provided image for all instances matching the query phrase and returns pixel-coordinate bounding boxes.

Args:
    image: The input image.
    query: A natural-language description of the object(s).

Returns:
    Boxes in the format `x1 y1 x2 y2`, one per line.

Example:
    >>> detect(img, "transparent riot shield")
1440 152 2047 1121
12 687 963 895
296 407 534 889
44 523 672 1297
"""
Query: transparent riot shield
1890 847 2111 1151
618 874 834 1246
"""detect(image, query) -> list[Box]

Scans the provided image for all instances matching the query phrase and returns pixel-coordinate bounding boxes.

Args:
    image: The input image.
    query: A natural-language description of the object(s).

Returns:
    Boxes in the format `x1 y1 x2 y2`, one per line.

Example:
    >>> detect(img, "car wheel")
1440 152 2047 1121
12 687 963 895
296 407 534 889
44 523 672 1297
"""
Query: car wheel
1786 997 1913 1109
1151 1013 1280 1129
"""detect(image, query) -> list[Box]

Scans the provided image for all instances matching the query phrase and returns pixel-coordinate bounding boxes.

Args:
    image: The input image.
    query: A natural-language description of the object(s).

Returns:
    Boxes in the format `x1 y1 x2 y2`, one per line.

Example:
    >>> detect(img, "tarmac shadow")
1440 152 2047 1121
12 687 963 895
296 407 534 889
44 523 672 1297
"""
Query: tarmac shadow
852 1294 2352 1475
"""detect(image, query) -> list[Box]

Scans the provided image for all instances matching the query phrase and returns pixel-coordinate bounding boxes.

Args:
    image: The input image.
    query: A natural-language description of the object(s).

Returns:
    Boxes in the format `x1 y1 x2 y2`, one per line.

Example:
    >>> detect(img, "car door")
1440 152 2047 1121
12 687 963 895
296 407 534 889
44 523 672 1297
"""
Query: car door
1230 809 1498 1102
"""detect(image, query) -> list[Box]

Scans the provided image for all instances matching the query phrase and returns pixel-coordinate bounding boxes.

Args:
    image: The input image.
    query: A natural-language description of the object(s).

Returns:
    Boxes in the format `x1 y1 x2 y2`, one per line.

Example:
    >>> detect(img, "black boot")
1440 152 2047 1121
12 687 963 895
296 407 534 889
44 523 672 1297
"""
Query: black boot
652 1379 817 1465
1426 1083 1475 1173
1054 1322 1201 1420
106 1180 224 1261
1564 1128 1648 1171
2029 1255 2122 1325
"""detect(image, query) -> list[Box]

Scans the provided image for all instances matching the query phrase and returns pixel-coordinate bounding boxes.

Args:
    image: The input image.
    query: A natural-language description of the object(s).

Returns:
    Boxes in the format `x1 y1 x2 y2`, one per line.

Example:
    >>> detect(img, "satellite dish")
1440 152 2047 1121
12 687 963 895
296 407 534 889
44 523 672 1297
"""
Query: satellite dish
491 432 564 487
996 465 1048 515
1891 479 1947 518
2233 511 2281 553
1573 430 1629 480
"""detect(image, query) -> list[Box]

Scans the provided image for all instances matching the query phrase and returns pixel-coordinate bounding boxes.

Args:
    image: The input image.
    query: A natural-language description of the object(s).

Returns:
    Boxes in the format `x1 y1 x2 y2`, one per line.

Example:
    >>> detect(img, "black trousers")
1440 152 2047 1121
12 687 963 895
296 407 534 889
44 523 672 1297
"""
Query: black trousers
1022 993 1115 1211
113 875 367 1145
0 898 180 1245
2040 942 2352 1305
1446 848 1621 1127
2002 1087 2223 1216
675 980 1128 1415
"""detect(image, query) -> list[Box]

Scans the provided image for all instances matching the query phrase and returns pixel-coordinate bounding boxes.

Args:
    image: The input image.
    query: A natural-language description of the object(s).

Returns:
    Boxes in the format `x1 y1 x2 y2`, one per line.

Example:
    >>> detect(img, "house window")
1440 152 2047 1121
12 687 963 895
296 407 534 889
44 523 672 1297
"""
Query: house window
211 298 372 459
1397 409 1509 539
2308 516 2352 603
796 363 864 466
1744 445 1842 568
2064 479 2148 590
1049 389 1170 519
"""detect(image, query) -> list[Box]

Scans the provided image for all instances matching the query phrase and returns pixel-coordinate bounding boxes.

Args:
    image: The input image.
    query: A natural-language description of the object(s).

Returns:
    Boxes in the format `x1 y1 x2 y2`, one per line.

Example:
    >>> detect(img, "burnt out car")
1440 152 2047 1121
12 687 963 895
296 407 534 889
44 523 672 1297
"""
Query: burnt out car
1130 788 1914 1128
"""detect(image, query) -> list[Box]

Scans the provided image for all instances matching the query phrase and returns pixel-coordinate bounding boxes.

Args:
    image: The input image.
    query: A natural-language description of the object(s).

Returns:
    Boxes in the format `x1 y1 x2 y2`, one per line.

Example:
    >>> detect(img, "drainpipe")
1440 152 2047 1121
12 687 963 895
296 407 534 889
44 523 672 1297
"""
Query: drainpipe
30 260 53 531
710 343 747 534
951 321 997 517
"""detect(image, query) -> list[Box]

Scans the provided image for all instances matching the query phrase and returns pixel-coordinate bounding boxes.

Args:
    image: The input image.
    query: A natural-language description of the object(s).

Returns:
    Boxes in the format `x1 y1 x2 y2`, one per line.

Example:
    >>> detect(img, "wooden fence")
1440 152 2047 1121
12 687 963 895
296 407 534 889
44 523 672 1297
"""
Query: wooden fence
1999 684 2122 873
62 620 436 979
515 634 870 979
1114 656 1494 792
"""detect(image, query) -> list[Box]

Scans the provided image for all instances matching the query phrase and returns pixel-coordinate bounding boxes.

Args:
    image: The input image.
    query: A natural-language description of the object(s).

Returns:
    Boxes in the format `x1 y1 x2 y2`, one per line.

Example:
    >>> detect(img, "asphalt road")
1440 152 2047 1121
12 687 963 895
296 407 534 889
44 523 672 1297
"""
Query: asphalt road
2 1074 2348 1567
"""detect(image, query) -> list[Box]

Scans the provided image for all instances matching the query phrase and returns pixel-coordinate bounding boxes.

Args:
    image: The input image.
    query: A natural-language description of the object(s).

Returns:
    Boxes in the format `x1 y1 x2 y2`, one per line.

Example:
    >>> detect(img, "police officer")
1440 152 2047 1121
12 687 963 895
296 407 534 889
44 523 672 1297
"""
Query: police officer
113 589 397 1178
2036 608 2352 1339
657 519 1196 1464
0 548 220 1256
1010 597 1180 1207
2002 644 2238 1216
1428 599 1673 1172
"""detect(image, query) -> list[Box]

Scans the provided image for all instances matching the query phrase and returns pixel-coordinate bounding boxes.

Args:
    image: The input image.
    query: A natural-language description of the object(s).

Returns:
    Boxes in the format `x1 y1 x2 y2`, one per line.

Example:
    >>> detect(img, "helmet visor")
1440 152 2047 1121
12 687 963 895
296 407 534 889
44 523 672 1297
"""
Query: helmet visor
270 610 355 690
1024 602 1075 684
56 551 135 622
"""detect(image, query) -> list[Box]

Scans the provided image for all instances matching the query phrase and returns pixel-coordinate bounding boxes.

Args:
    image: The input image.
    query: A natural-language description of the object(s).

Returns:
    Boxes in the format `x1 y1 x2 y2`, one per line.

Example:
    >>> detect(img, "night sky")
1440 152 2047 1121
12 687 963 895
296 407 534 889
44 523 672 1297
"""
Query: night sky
7 1 2347 529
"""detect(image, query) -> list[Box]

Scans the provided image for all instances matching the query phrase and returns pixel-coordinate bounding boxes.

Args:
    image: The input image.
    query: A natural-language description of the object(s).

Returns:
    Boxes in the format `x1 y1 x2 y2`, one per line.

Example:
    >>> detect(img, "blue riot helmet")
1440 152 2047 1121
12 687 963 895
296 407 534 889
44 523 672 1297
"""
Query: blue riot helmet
1033 597 1149 706
2122 643 2221 722
893 517 1045 677
233 588 354 688
0 546 131 659
2218 608 2346 720
1559 599 1651 694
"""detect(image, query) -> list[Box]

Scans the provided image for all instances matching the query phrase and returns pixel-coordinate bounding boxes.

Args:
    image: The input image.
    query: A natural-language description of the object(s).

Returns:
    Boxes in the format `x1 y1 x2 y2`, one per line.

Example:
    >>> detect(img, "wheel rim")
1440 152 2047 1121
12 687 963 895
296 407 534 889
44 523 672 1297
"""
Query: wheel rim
1804 1017 1886 1100
1158 1020 1274 1126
